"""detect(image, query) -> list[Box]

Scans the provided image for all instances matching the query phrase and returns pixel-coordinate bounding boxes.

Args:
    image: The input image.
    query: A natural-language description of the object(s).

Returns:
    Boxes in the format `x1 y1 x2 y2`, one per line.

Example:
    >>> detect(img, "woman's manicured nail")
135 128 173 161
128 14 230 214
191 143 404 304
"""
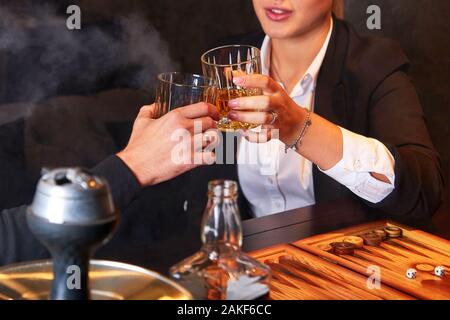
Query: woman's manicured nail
233 77 244 85
228 99 238 108
228 112 238 120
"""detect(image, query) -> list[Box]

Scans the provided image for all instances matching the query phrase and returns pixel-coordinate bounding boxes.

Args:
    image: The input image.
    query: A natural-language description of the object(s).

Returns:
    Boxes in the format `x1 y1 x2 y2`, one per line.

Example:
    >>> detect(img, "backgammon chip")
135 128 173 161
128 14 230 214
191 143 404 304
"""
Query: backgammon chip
318 244 333 252
373 229 388 240
330 242 356 255
416 264 435 272
361 233 382 246
343 236 364 248
384 226 403 238
264 258 277 264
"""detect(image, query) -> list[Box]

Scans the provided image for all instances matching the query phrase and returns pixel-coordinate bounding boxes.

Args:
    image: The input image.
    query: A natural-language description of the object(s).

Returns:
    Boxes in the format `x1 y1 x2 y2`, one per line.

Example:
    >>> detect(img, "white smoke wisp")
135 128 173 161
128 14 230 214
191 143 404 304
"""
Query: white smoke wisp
0 3 178 108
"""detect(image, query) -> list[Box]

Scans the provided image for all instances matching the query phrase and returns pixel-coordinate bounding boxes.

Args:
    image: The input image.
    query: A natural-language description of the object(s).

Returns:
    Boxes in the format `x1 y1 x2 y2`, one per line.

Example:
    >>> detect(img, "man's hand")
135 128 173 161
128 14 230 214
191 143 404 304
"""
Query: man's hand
117 103 219 187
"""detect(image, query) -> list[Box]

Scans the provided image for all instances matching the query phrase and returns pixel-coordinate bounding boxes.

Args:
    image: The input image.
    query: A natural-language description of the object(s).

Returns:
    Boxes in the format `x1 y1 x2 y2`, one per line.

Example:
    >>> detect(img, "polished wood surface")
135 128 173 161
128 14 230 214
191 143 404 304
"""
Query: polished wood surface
243 197 379 252
249 220 450 300
295 221 450 300
250 244 413 300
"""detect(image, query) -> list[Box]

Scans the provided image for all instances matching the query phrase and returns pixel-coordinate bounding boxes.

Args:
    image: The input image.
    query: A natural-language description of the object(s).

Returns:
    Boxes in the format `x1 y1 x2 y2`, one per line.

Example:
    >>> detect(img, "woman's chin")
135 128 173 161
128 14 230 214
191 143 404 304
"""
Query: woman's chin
263 28 296 40
260 20 302 39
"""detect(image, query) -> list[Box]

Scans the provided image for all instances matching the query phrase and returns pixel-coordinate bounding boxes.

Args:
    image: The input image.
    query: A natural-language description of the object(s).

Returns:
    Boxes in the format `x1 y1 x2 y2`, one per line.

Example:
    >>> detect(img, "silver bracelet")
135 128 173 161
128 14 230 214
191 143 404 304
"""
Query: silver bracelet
284 109 312 153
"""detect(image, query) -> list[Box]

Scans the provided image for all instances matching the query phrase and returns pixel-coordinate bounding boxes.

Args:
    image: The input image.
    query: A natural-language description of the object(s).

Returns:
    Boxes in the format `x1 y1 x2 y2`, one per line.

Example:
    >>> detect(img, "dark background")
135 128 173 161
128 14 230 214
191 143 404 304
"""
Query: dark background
0 1 449 235
343 1 450 235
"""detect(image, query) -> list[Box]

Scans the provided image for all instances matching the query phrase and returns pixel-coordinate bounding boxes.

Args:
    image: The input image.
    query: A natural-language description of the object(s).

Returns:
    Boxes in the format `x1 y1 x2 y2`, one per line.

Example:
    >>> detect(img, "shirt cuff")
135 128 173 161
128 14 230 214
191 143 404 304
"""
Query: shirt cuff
92 155 141 211
319 127 396 203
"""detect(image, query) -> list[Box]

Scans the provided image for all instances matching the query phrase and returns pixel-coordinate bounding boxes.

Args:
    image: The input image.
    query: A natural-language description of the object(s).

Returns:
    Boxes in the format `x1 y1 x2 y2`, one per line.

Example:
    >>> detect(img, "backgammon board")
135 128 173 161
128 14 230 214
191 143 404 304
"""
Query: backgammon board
250 221 450 300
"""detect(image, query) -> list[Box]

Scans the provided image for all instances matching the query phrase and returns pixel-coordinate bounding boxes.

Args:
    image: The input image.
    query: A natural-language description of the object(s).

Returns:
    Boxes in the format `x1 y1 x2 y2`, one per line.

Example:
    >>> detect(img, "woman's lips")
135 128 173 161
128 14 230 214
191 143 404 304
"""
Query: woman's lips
265 7 293 22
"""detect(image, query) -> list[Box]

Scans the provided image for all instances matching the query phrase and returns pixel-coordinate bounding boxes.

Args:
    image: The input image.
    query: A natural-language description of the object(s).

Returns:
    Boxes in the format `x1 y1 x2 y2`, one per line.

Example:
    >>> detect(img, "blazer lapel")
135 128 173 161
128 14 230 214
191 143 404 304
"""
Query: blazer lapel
313 17 352 203
314 16 349 126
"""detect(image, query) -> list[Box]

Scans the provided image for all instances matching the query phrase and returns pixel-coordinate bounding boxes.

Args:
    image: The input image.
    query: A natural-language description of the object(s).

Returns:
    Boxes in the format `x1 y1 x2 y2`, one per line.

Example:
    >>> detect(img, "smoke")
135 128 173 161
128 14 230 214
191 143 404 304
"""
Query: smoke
0 3 180 208
0 3 177 105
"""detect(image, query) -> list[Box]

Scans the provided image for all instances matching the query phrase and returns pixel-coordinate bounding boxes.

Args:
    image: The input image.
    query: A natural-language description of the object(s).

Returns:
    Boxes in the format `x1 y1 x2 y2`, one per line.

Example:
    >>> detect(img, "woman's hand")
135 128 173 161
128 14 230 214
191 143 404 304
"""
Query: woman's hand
117 103 219 187
227 74 306 144
227 73 343 171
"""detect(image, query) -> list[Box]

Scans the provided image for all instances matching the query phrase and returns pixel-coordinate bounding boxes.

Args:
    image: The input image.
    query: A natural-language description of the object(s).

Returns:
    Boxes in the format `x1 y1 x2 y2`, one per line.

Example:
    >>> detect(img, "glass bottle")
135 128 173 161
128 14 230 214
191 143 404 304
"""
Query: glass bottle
170 180 271 300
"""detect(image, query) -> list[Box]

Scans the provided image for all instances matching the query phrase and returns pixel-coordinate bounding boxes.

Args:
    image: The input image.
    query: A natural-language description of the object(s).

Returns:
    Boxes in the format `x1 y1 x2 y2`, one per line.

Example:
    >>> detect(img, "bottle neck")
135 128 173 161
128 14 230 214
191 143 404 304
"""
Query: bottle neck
201 192 243 253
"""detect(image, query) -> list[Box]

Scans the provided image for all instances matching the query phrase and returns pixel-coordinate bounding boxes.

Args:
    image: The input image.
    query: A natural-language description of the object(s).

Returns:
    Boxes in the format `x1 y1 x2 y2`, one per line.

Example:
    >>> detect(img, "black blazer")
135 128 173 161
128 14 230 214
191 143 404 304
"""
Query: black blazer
187 16 444 221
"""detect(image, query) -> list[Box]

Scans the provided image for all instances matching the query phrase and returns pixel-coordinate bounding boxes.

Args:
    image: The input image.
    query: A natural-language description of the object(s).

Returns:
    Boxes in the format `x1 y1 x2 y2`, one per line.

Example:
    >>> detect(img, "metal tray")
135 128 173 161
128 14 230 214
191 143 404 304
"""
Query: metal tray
0 260 192 300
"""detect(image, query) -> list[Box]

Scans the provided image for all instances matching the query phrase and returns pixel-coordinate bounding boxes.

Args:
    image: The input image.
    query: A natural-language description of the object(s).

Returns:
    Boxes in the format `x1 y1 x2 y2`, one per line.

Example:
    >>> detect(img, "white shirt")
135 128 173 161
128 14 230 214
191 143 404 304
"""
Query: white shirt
237 19 396 218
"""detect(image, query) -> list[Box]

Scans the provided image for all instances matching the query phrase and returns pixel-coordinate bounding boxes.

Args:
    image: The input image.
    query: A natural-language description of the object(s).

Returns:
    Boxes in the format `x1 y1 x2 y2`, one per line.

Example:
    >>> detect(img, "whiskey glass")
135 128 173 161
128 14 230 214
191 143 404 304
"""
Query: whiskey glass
155 72 217 118
201 45 262 131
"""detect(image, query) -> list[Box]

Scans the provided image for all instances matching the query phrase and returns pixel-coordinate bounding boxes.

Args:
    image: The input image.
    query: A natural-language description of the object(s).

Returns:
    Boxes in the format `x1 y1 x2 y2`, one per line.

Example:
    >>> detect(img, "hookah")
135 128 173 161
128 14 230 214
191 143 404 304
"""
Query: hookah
0 168 191 300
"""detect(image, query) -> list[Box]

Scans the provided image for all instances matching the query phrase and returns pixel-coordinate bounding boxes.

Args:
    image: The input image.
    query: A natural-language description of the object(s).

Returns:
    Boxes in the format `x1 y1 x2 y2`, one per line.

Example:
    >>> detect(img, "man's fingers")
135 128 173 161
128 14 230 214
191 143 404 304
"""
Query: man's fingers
178 116 217 134
232 74 280 94
186 116 217 132
228 110 274 125
203 130 220 149
192 131 220 151
228 95 271 111
177 102 220 121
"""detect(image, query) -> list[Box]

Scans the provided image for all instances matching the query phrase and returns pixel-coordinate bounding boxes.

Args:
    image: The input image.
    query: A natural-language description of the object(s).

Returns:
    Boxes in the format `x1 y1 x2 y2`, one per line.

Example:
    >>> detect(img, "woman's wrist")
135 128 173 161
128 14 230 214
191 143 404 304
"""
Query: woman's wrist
289 108 312 153
280 105 308 145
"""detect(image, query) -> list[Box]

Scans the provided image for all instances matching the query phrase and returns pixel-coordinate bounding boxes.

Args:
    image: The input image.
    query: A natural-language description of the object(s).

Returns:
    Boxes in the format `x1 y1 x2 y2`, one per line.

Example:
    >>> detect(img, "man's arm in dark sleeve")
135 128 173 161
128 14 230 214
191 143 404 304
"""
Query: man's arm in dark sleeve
0 155 141 266
91 154 141 212
0 206 49 266
367 71 444 219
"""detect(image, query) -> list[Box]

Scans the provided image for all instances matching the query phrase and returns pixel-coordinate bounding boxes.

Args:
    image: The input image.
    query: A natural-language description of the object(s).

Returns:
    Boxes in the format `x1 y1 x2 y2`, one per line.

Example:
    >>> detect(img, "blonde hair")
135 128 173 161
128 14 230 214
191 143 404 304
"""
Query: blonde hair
333 0 344 18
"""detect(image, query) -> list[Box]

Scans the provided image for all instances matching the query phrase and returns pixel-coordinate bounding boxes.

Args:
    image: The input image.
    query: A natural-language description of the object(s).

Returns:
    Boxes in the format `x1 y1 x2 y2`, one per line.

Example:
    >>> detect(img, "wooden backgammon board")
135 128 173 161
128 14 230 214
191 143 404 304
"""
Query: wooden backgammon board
250 221 450 300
